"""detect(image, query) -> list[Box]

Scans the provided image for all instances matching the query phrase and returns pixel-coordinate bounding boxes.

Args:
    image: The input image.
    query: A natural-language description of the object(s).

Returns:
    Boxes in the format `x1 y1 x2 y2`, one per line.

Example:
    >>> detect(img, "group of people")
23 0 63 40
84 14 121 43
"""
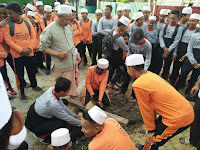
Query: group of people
0 1 200 150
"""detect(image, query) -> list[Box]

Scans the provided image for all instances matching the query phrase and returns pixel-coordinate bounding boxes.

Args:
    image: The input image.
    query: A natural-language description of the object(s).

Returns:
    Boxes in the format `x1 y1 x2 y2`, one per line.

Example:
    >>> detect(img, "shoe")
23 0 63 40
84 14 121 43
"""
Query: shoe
107 82 114 89
8 94 14 100
33 86 43 91
46 69 50 75
33 133 49 145
7 88 17 95
25 82 31 88
21 94 27 101
113 83 120 90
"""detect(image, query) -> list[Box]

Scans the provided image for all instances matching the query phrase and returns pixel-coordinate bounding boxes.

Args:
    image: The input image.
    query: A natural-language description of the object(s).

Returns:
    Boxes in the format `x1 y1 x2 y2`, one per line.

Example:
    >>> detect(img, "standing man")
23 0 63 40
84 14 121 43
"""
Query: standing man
97 5 117 59
40 5 81 99
178 7 192 29
35 1 44 19
126 54 194 150
4 2 43 100
143 6 151 24
123 4 133 28
116 6 123 20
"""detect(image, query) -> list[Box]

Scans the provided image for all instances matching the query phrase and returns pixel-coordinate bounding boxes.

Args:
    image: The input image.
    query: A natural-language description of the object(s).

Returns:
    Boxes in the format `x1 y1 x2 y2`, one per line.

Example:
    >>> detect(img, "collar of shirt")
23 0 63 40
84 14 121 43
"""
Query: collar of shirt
188 27 197 31
135 21 143 27
52 90 60 101
147 27 154 31
105 17 112 20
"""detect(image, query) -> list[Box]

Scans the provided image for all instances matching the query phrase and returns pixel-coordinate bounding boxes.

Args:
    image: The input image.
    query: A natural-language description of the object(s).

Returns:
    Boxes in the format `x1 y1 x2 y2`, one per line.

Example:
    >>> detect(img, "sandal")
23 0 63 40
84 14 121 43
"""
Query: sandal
179 138 190 145
130 98 137 103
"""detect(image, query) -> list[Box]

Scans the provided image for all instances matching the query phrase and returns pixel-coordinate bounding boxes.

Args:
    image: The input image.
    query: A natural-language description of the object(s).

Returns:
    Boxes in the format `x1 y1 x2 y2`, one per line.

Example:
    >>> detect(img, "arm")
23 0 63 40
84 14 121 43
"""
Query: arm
187 35 197 65
60 100 75 117
159 24 166 48
173 44 179 56
39 19 45 31
98 71 109 101
97 18 108 36
92 22 98 36
168 27 183 52
118 37 129 52
28 22 36 50
133 87 156 131
0 50 7 59
85 69 95 96
129 23 133 38
144 43 152 71
112 18 117 30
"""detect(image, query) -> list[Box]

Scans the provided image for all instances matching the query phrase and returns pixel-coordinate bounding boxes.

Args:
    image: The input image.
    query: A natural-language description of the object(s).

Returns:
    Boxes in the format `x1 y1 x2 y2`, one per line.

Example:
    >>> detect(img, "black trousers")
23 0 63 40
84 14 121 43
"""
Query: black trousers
92 36 98 65
79 43 93 64
83 89 111 106
175 58 200 94
34 52 44 68
45 53 51 70
18 141 28 150
25 103 83 143
97 34 104 59
14 56 37 94
6 53 15 71
143 116 190 150
0 63 11 89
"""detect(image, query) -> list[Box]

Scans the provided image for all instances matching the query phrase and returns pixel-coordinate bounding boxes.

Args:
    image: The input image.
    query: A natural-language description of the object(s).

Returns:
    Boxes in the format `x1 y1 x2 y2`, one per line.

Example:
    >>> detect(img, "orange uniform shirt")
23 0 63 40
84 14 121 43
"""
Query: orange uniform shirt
85 66 108 101
4 20 36 58
132 71 194 131
71 21 82 45
39 18 53 31
89 118 137 150
0 29 7 67
35 12 43 19
80 19 92 44
33 23 42 49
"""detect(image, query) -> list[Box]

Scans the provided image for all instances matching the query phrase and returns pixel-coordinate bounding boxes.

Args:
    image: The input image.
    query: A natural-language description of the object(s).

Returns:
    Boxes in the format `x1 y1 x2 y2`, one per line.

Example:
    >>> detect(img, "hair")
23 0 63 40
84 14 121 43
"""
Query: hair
171 9 180 18
181 13 187 18
123 32 129 37
0 3 6 8
55 77 71 93
132 64 144 71
118 21 126 27
6 2 22 14
106 5 112 11
83 110 97 126
0 114 13 150
53 143 68 150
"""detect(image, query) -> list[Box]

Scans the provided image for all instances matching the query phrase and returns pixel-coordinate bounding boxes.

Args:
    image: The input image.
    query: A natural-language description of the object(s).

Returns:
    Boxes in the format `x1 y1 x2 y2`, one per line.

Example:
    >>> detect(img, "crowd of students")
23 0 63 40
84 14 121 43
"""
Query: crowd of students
0 1 200 150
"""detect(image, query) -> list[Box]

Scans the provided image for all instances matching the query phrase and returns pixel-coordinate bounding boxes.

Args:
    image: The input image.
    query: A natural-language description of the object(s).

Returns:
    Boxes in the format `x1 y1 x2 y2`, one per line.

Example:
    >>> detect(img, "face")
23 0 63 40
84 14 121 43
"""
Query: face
95 13 102 21
38 5 44 12
124 9 130 17
123 36 129 44
96 68 108 75
27 15 35 24
81 118 100 137
81 12 88 19
169 14 178 25
188 18 199 29
59 85 71 97
183 14 190 22
143 10 150 20
117 10 123 18
120 25 128 33
104 7 111 17
136 16 144 26
44 11 52 19
148 20 156 29
0 7 7 21
6 9 20 22
59 14 72 26
159 14 166 22
72 11 75 20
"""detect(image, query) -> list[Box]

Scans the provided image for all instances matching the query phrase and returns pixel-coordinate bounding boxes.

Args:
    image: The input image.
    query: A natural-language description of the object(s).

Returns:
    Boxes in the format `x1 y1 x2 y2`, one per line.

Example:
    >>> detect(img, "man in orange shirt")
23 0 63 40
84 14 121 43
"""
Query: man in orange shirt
83 59 110 108
35 1 44 19
4 2 43 101
81 106 137 150
22 3 40 22
40 5 53 75
126 54 194 150
80 8 93 66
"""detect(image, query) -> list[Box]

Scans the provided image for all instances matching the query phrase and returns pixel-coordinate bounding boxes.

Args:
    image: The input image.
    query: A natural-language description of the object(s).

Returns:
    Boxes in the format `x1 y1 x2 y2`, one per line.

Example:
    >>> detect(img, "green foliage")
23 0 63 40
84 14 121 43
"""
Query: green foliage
116 0 130 2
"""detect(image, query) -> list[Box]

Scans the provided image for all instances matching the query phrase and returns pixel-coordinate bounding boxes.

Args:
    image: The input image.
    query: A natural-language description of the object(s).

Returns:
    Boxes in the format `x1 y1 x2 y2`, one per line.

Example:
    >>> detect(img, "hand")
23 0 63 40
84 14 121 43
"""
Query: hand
0 17 10 27
144 35 148 39
192 62 198 68
191 84 200 96
96 100 104 108
163 47 170 53
58 52 68 61
162 52 169 59
195 64 200 69
76 52 81 63
21 49 31 56
179 55 186 62
172 55 177 61
34 48 40 52
146 132 155 145
74 114 81 120
94 29 97 32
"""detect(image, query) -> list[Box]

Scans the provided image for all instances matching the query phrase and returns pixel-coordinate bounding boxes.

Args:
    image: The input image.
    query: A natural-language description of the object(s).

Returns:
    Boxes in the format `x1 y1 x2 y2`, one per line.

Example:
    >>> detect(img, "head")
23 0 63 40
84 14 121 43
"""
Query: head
44 11 52 20
104 5 112 17
148 19 156 29
136 16 144 26
169 9 180 25
37 5 44 12
6 2 22 22
118 21 127 33
96 67 108 75
81 110 103 138
181 13 191 22
27 14 35 24
126 64 145 79
0 4 7 22
54 77 71 97
130 29 144 45
117 10 123 18
188 18 199 29
56 13 72 26
51 142 72 150
124 9 131 17
95 13 102 21
71 10 76 21
123 32 129 44
143 10 150 20
159 14 167 22
81 12 88 20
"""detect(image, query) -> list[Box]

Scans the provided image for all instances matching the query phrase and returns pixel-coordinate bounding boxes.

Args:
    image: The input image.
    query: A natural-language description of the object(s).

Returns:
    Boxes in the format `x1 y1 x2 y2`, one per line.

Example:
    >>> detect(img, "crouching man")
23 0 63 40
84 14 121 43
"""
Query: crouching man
81 106 138 150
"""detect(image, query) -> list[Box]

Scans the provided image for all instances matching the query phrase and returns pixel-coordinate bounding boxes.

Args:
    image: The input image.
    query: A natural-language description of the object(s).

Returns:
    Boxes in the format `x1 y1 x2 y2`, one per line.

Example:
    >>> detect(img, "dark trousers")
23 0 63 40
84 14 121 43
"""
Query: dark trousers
108 64 123 84
175 58 200 94
83 89 111 106
18 141 28 150
34 52 44 68
6 53 15 71
0 63 11 89
45 53 51 70
92 36 98 65
143 116 190 150
79 43 93 64
98 34 104 59
190 97 200 149
14 56 37 94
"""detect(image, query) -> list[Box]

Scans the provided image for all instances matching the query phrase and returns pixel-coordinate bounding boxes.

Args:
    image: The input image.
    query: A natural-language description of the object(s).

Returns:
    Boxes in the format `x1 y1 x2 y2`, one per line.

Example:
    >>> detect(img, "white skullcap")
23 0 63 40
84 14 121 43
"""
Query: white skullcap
97 58 109 69
36 1 43 6
149 16 156 21
81 8 88 13
143 6 151 12
124 4 131 10
95 9 102 14
51 128 71 147
27 11 35 17
190 13 200 20
72 6 76 11
166 9 171 14
26 3 35 11
0 73 12 130
160 9 168 15
44 5 52 12
88 106 107 125
125 54 144 66
57 5 72 14
54 2 61 6
133 12 144 20
119 16 130 26
7 126 27 150
182 7 193 14
117 6 123 11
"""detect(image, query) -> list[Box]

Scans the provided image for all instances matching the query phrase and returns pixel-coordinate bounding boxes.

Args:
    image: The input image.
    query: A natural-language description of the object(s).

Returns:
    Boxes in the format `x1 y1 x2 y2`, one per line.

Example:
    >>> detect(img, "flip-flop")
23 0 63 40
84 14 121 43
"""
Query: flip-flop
81 145 88 150
129 98 137 103
179 138 190 145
